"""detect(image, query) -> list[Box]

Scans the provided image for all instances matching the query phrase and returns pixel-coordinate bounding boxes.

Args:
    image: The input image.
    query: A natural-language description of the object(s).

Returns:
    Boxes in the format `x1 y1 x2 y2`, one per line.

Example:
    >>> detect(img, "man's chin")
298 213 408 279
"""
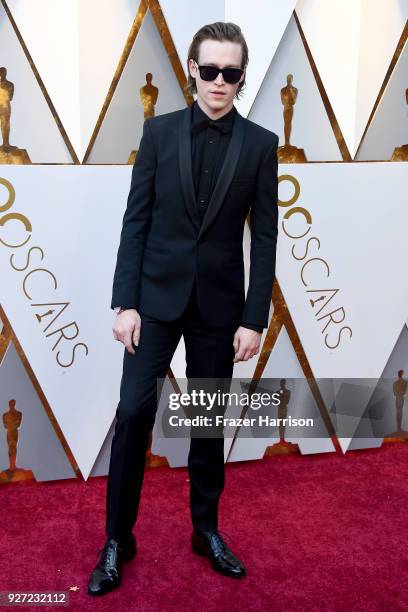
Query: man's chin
204 96 231 110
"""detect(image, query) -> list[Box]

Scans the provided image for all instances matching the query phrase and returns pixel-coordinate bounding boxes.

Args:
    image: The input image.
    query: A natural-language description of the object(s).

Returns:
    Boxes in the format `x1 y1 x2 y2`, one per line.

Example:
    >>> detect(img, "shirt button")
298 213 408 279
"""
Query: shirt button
200 199 206 203
203 169 209 173
209 139 213 143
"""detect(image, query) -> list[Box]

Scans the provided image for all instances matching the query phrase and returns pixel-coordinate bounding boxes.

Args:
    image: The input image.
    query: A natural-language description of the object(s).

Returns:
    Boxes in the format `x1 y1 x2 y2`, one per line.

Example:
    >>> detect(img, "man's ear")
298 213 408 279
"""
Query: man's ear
188 59 196 78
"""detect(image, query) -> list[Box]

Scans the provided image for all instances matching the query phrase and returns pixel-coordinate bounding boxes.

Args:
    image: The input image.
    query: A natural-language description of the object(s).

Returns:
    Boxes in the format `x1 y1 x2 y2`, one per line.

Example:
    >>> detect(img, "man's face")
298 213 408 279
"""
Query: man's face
188 39 245 115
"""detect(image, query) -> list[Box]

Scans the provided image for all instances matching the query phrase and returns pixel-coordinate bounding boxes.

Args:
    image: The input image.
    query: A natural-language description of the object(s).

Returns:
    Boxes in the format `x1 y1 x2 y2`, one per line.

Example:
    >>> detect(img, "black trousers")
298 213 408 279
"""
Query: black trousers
105 280 236 542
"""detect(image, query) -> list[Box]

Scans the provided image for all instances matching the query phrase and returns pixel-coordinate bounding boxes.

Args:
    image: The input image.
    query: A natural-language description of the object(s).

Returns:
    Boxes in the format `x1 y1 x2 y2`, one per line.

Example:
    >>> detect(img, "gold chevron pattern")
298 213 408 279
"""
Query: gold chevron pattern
0 1 407 482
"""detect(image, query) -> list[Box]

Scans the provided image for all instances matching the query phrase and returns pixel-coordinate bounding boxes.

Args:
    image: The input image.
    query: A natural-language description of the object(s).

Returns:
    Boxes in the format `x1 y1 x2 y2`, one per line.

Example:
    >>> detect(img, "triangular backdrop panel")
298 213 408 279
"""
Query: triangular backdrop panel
249 13 342 161
0 165 133 479
89 419 115 477
151 376 191 468
296 0 408 157
0 2 73 163
262 327 336 456
161 0 297 118
319 378 382 454
78 0 142 160
226 0 298 118
378 324 408 434
0 341 76 481
355 39 408 161
87 8 186 164
355 0 408 157
276 162 408 378
159 0 225 74
7 0 141 161
229 326 335 462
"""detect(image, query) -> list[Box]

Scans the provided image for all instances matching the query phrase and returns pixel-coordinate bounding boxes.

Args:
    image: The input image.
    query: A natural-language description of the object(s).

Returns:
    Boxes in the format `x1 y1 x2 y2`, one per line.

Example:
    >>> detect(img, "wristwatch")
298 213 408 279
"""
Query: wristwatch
114 306 124 314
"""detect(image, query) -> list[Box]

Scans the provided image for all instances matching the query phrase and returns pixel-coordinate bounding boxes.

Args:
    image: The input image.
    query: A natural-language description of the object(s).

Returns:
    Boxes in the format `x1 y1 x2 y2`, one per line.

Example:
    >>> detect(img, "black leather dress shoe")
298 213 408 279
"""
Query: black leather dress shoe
87 534 136 596
191 530 246 578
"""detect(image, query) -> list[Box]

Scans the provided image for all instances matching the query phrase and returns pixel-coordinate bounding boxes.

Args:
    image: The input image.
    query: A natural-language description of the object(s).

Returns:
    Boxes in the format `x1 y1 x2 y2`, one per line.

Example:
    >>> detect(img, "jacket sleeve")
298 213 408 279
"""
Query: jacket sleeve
241 134 279 328
110 118 157 310
240 321 264 333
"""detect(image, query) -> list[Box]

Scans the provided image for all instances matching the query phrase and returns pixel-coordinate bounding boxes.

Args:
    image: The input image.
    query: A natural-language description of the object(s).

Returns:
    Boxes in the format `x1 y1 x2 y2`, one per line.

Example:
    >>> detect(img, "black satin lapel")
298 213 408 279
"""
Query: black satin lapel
178 105 200 231
197 111 245 241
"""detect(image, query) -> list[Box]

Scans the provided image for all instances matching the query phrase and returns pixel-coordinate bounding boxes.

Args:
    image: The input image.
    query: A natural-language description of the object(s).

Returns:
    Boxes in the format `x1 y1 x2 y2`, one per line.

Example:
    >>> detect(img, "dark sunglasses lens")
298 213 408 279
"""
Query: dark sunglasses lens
198 66 243 84
222 68 243 84
199 66 220 81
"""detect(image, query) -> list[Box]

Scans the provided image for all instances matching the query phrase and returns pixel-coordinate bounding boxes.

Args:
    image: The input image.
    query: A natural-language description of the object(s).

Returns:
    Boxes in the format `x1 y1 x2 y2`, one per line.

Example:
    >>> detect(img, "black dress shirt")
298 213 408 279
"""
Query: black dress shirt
190 100 264 334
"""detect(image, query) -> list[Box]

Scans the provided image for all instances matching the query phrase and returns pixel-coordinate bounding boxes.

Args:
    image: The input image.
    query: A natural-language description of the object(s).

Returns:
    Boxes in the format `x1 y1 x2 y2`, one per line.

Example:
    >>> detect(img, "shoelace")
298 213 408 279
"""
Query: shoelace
216 530 234 549
209 532 226 556
97 540 121 566
208 530 237 556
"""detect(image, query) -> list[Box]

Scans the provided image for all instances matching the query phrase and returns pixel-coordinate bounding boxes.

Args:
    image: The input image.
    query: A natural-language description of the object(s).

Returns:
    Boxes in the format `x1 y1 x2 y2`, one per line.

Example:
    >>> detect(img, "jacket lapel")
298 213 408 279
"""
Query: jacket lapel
178 104 200 231
178 103 245 239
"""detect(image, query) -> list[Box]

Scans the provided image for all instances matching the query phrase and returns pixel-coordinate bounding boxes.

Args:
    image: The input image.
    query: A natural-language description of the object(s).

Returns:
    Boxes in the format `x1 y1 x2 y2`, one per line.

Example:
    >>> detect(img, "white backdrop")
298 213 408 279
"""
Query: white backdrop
0 0 407 480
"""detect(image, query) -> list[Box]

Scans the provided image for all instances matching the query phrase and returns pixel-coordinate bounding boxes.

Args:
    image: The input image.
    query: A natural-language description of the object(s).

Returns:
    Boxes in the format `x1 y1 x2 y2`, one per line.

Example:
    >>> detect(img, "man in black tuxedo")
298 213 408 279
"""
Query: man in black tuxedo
88 21 278 596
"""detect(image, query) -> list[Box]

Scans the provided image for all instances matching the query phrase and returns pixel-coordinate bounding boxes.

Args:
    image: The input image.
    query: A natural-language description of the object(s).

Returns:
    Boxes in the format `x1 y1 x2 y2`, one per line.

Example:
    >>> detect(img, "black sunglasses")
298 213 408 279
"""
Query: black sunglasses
194 62 244 84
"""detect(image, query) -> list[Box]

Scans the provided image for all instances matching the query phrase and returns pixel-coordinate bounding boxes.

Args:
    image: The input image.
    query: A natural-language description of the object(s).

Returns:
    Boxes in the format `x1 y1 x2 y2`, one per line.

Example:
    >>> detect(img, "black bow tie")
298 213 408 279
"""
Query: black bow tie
191 118 232 135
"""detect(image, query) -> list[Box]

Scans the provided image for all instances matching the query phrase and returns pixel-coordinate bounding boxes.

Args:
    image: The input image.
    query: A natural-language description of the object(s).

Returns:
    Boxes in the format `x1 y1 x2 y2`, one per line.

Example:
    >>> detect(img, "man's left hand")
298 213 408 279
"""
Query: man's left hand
233 327 261 363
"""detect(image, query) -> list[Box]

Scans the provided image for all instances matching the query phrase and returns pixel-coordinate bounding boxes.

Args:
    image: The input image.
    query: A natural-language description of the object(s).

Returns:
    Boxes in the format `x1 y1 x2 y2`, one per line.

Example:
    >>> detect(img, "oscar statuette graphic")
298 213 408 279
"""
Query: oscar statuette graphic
0 67 31 164
391 370 408 438
128 72 159 164
265 379 298 456
391 88 408 161
278 74 307 163
0 399 34 482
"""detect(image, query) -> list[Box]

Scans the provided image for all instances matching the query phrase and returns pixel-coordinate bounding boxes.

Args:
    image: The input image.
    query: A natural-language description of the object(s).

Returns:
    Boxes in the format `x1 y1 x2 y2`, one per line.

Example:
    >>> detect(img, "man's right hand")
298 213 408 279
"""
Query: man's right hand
112 309 141 355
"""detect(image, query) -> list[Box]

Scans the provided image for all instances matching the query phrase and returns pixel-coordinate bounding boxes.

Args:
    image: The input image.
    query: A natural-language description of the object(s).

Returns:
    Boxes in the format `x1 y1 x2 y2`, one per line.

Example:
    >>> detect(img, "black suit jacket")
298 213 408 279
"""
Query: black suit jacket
111 103 279 329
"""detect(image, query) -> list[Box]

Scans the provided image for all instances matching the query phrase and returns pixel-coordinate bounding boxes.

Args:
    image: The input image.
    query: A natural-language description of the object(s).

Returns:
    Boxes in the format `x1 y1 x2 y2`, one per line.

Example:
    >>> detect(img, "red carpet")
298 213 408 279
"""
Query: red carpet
1 443 408 611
